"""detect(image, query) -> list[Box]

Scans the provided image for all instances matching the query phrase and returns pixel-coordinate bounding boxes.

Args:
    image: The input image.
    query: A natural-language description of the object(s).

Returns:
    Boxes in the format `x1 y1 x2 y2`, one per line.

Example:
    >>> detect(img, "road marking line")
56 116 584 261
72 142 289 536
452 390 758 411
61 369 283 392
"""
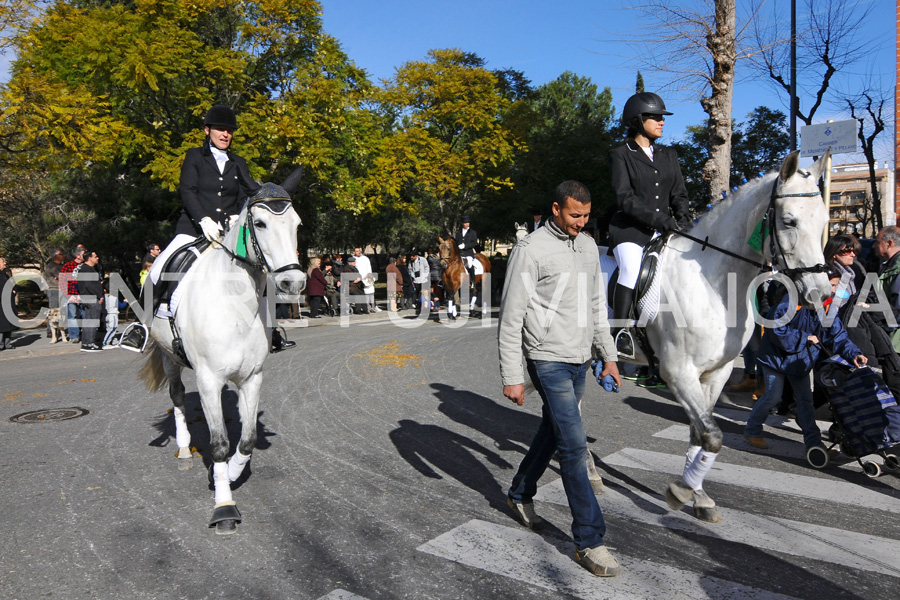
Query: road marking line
602 448 900 513
418 519 800 600
535 478 900 577
317 590 370 600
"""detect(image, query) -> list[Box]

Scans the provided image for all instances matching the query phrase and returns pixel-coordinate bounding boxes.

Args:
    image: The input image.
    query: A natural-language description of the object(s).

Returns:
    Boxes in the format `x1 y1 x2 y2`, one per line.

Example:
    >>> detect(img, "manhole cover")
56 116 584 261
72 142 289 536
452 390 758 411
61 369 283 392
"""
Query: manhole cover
9 407 90 423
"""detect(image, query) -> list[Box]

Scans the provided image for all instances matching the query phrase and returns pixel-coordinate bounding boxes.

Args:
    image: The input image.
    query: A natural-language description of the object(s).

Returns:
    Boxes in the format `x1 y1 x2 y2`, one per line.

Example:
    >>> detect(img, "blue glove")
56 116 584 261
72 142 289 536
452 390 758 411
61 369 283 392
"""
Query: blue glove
591 361 619 392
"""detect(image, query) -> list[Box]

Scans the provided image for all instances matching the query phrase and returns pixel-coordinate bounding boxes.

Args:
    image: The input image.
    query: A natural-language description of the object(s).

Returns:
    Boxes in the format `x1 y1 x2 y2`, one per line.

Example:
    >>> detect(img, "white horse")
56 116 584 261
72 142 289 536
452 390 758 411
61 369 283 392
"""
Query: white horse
615 151 832 522
514 222 528 241
139 170 306 534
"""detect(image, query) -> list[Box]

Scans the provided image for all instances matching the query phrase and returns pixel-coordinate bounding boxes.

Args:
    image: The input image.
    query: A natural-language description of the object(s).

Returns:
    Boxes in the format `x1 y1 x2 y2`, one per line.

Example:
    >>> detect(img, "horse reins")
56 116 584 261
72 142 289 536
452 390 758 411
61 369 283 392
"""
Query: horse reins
672 177 828 279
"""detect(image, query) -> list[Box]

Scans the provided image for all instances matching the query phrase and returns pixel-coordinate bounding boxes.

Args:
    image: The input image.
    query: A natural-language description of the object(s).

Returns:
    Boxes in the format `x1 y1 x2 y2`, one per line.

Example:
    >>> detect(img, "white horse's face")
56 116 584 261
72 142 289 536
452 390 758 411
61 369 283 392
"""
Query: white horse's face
250 205 306 295
770 152 831 308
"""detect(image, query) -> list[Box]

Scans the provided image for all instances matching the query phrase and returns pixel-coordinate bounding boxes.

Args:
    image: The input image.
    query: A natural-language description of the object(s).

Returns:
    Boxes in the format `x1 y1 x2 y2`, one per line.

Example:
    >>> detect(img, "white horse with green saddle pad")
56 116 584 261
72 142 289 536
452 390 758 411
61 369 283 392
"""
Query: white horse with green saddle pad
139 169 306 534
609 151 832 522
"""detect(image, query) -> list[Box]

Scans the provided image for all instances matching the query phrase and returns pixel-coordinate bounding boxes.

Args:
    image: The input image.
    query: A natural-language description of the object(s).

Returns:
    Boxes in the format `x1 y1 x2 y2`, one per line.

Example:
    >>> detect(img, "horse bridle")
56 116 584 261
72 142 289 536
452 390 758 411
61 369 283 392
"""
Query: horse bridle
673 176 828 280
216 198 303 275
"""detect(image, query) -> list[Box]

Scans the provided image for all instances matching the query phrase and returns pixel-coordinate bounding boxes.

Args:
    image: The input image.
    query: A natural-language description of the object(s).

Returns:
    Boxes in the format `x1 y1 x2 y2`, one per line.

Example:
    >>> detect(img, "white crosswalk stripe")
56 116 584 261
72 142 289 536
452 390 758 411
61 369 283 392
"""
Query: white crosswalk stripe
603 448 900 513
418 519 801 600
534 477 900 577
316 590 370 600
417 402 900 598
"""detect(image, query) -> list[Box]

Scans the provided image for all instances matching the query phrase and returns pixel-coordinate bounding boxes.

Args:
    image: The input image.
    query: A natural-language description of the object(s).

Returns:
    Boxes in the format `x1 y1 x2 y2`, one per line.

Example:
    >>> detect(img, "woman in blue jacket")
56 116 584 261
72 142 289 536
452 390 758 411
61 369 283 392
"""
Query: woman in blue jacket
744 271 867 451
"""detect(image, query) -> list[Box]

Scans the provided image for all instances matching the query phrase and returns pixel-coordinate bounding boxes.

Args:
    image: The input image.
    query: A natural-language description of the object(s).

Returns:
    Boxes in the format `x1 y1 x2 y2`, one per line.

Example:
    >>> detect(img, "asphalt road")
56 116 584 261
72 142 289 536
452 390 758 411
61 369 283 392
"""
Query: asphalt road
1 312 899 600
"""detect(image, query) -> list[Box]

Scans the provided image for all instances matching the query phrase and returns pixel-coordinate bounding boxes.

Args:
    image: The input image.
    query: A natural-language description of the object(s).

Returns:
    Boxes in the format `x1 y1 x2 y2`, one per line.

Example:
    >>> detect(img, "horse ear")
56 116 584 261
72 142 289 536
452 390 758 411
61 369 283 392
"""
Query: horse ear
807 148 831 181
778 150 801 181
280 166 304 195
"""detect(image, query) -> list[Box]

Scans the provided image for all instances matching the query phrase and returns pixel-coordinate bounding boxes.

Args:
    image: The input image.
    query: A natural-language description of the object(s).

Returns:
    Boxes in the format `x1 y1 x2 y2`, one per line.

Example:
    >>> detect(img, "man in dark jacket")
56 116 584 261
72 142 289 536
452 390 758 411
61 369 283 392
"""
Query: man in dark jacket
76 250 105 352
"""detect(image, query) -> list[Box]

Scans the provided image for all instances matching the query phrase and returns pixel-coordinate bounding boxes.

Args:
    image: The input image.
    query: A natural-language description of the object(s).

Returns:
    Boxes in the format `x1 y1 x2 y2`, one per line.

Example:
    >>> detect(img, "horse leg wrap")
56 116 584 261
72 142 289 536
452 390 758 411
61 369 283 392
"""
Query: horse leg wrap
227 450 251 482
172 406 191 449
683 450 718 491
212 461 233 505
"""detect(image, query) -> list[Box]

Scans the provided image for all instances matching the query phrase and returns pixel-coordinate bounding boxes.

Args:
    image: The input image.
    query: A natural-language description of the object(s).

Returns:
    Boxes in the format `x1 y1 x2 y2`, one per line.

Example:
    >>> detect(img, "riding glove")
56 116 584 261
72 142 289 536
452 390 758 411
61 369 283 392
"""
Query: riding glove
199 217 223 242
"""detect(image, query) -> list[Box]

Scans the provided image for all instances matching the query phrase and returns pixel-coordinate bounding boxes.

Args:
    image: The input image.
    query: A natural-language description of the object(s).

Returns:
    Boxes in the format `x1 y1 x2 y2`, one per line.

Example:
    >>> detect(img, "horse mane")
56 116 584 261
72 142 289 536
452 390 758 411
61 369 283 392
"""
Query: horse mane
688 171 777 232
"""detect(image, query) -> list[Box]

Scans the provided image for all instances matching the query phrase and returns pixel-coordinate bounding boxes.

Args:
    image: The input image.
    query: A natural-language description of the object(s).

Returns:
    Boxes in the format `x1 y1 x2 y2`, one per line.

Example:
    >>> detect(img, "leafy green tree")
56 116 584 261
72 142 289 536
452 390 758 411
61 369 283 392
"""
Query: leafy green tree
368 49 523 235
0 0 377 270
492 71 617 240
730 106 789 182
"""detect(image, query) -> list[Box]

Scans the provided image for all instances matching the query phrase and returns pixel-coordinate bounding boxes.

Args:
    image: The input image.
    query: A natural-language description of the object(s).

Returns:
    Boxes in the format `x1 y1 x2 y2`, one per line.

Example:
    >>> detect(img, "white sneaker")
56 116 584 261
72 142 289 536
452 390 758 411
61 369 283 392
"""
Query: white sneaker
507 497 544 529
575 545 621 577
375 307 383 312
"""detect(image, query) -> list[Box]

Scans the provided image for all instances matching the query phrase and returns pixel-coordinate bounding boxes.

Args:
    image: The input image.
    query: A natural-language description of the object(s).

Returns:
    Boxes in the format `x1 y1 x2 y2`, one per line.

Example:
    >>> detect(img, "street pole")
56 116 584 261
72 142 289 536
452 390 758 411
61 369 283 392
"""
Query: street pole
790 0 797 152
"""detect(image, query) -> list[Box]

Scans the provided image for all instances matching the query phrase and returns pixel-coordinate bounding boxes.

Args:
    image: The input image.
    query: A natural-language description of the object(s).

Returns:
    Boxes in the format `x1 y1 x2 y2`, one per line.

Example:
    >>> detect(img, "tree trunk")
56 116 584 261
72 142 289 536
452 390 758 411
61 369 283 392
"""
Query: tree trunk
700 0 736 201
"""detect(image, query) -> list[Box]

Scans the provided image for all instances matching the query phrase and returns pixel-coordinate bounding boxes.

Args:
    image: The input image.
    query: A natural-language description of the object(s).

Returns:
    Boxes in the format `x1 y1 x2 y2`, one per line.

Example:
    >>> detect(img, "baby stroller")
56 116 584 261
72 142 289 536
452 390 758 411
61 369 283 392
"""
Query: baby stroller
813 354 900 477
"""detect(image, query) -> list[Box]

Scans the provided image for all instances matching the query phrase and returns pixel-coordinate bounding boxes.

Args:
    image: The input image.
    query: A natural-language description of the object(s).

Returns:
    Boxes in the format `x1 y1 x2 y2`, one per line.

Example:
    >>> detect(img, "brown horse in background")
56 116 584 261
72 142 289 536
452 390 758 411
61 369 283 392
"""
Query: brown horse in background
438 235 491 319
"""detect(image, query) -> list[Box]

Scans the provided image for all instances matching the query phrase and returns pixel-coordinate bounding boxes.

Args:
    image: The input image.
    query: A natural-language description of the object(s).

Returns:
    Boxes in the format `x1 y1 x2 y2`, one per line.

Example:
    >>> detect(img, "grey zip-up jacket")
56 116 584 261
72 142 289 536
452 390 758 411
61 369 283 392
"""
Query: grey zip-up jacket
498 219 617 386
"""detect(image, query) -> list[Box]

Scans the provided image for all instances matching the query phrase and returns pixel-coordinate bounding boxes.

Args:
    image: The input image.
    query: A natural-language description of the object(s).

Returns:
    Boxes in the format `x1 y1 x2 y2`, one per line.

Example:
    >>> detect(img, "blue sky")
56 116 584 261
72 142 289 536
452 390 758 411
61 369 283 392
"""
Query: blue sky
321 0 895 164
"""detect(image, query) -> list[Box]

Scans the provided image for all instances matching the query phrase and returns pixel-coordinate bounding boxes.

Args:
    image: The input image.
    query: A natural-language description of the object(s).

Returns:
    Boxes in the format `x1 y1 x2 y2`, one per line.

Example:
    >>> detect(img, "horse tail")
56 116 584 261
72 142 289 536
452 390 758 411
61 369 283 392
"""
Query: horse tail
138 340 168 393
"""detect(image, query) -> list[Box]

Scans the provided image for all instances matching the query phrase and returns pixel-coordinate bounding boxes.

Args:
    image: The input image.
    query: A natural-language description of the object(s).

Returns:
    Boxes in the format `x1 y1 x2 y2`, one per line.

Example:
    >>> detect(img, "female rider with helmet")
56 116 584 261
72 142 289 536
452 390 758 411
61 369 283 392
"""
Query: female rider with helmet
607 92 691 359
120 105 263 351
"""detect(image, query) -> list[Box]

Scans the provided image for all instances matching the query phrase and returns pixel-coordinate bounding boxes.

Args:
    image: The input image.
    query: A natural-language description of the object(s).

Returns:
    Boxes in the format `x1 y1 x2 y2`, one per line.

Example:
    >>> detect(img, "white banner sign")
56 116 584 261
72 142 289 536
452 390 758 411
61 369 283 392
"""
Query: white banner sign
800 120 858 157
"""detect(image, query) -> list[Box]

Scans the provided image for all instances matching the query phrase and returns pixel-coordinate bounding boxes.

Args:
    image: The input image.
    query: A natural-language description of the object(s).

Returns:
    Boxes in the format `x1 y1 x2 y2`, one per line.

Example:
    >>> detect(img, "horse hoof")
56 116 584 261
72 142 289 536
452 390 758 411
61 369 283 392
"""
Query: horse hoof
215 519 238 535
176 447 193 470
691 489 721 523
209 502 242 533
693 505 721 522
589 477 605 495
665 481 692 510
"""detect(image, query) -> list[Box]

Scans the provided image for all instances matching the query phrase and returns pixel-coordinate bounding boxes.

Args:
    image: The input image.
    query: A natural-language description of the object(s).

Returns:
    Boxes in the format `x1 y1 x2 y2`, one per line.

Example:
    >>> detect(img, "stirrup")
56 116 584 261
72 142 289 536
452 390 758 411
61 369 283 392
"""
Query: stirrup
615 329 635 360
119 322 149 353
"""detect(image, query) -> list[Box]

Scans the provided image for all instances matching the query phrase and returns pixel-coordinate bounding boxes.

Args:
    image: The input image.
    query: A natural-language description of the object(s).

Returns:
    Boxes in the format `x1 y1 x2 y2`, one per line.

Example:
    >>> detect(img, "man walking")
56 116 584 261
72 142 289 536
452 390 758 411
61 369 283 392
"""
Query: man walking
498 180 622 577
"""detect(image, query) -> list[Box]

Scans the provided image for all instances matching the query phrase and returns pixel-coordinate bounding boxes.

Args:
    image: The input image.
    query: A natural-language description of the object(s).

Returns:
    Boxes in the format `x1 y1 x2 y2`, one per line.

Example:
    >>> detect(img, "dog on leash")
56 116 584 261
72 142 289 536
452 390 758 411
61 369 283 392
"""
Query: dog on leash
47 307 68 343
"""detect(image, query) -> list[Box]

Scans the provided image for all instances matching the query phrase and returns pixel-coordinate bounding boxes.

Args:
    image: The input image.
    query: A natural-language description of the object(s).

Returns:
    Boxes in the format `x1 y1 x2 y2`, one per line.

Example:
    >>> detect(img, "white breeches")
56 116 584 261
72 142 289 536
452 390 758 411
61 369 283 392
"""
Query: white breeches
613 242 644 290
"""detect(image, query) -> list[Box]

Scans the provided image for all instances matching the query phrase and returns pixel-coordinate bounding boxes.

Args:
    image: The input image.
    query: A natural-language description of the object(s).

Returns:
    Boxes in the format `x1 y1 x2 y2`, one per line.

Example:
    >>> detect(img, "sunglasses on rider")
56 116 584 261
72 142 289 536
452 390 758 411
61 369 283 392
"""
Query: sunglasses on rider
838 247 856 256
645 114 666 121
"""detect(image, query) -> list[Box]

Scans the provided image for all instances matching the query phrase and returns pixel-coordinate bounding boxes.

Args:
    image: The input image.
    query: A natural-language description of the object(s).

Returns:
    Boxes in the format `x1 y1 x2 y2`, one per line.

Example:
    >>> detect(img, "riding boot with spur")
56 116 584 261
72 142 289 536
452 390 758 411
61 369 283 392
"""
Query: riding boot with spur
612 284 636 358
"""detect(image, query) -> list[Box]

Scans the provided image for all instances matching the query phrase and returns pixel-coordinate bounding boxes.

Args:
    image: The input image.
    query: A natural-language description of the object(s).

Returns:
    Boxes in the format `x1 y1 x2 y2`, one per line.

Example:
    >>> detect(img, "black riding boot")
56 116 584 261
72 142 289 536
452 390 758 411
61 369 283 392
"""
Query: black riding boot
612 283 636 358
270 328 296 353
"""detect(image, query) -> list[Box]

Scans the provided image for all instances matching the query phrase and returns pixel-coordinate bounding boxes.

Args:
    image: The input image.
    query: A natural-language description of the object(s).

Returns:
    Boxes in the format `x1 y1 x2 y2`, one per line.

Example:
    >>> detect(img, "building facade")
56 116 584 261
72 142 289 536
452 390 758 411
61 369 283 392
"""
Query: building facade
828 162 895 238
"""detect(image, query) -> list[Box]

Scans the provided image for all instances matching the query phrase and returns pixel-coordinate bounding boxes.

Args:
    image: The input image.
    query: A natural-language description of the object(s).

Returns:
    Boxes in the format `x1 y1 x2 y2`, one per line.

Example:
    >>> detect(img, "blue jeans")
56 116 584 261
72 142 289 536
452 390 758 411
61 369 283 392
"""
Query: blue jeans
745 365 821 449
508 359 606 550
66 301 80 340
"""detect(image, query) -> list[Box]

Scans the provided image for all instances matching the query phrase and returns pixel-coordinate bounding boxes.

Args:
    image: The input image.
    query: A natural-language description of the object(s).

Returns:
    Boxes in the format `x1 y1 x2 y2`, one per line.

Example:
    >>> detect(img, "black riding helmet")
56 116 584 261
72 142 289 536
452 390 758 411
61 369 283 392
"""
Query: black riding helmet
622 92 672 130
204 104 238 130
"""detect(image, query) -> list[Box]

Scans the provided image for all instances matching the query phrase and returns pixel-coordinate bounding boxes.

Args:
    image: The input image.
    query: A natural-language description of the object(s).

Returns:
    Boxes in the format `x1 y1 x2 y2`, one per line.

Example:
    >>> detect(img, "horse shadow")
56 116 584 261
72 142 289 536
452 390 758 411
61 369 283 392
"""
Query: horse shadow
148 387 276 487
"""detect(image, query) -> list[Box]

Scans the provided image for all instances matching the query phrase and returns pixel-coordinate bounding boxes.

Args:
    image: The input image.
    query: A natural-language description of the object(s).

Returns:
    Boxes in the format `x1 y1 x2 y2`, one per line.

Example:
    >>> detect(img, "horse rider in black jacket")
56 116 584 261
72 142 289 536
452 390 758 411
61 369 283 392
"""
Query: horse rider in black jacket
455 215 479 282
607 92 691 357
121 105 293 353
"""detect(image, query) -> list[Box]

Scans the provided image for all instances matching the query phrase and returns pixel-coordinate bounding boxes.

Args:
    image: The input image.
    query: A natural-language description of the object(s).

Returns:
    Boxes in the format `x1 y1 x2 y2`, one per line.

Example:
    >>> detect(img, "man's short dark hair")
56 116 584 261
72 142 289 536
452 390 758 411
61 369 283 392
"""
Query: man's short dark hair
148 242 160 251
554 181 591 208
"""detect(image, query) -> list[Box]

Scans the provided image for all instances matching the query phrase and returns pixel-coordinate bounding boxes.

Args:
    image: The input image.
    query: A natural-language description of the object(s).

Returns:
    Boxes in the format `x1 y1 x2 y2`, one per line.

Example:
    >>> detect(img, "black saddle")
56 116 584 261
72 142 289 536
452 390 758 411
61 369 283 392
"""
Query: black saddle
154 237 211 307
606 233 671 322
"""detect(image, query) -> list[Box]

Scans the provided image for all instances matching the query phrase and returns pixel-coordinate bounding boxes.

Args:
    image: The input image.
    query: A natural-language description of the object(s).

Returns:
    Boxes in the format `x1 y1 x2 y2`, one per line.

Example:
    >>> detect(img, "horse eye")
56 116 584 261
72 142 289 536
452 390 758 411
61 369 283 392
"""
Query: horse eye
254 220 266 229
782 217 796 227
